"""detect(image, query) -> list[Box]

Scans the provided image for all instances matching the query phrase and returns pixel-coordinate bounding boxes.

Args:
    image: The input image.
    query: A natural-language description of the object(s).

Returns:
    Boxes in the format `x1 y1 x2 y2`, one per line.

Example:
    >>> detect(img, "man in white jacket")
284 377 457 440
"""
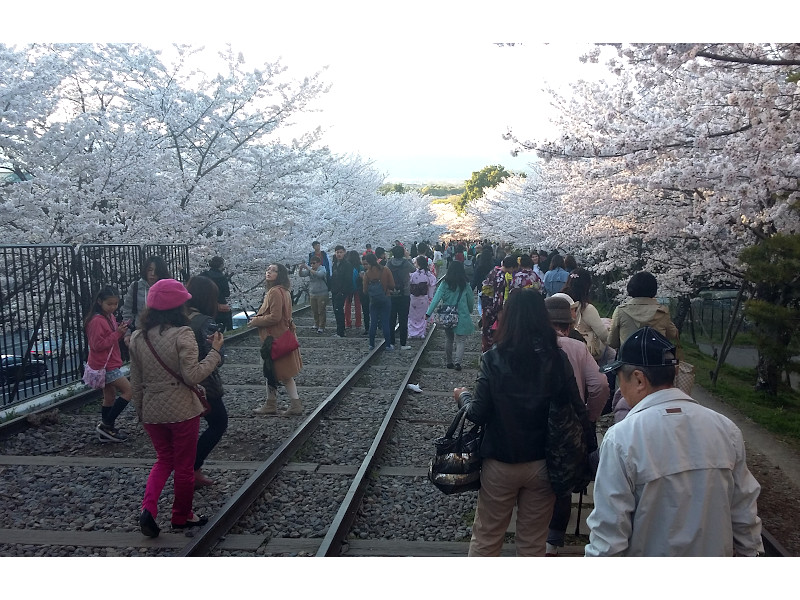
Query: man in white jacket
585 327 763 556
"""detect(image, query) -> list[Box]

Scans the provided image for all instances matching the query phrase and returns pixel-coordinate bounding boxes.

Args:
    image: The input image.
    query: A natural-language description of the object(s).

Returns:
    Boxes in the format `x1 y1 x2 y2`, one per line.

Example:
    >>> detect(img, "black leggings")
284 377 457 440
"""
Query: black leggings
389 295 410 346
194 394 228 470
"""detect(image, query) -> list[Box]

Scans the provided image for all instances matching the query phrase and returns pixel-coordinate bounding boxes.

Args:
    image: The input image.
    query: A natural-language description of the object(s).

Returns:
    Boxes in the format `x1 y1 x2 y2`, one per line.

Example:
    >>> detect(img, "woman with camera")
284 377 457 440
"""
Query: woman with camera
186 276 228 488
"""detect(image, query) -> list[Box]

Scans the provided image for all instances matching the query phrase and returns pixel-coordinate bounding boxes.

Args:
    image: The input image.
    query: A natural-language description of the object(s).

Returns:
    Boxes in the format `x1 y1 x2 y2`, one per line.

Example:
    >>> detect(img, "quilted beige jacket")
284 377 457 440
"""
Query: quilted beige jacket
129 325 221 424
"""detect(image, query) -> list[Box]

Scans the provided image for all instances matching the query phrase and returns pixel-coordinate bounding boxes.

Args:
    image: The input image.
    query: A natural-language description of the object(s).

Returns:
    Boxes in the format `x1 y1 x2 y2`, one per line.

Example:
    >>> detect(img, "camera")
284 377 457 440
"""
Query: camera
207 322 223 335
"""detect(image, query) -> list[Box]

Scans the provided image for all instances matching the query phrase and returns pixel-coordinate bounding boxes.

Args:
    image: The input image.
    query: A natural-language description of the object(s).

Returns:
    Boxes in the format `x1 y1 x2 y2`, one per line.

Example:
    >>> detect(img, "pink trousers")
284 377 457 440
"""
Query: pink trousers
142 416 200 525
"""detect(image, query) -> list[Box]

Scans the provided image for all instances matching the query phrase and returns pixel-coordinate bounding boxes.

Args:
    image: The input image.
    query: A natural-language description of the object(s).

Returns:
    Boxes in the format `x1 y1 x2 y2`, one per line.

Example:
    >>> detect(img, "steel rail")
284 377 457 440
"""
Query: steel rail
178 329 389 556
315 323 438 556
762 528 791 557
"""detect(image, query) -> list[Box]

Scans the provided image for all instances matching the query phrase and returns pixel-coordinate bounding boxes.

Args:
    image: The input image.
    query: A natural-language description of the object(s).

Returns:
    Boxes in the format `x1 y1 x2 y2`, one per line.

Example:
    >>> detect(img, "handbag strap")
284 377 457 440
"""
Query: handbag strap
143 333 198 396
93 314 117 368
445 405 481 448
100 345 114 369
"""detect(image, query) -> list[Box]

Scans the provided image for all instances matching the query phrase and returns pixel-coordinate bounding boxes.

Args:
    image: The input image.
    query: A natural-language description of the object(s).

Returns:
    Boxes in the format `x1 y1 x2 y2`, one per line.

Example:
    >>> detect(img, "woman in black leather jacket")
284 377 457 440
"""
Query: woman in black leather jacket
454 288 585 556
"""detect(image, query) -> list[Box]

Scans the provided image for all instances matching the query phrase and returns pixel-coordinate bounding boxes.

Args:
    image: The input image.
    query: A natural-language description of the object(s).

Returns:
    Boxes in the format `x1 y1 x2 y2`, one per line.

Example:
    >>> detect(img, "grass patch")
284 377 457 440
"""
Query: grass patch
682 342 800 445
686 329 760 347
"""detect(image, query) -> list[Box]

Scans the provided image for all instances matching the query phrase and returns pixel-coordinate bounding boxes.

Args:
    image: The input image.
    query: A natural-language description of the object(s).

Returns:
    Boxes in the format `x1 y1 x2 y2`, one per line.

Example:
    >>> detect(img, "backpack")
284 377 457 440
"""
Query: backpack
387 260 407 296
462 257 474 281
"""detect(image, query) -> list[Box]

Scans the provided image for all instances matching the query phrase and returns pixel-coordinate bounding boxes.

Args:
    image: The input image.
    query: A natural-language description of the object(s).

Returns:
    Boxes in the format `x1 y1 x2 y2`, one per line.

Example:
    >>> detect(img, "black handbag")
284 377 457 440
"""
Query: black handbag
428 405 483 495
544 360 595 496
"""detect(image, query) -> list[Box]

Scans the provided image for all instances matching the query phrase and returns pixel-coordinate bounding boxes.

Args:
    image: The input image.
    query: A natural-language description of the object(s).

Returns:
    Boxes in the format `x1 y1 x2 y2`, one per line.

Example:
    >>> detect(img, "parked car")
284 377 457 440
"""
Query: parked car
30 340 58 358
232 311 252 330
0 355 48 384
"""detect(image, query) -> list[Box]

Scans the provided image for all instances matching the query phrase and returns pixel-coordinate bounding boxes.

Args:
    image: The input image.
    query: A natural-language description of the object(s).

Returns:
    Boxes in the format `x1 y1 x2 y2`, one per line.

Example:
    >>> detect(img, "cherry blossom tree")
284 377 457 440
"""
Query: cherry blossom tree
1 43 447 310
495 43 800 391
498 44 800 295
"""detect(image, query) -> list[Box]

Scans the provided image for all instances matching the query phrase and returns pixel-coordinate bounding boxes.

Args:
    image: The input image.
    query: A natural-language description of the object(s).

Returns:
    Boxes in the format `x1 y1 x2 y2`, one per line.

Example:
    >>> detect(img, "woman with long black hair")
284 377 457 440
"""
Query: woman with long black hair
362 252 394 350
185 276 228 487
425 261 474 370
453 289 585 556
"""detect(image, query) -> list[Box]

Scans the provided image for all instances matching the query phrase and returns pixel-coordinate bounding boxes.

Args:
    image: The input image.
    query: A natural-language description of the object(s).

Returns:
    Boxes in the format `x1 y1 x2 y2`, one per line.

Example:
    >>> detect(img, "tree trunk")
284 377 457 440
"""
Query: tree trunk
711 282 749 386
673 295 692 333
755 353 780 396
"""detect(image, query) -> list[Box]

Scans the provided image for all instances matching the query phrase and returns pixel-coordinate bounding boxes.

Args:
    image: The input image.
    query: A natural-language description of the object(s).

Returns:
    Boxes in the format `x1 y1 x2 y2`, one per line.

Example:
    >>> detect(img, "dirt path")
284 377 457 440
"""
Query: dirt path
692 384 800 555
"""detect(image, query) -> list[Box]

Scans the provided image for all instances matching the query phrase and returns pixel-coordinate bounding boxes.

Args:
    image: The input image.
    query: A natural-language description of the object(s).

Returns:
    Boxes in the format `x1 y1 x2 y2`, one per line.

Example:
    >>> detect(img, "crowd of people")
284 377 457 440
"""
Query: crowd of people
81 240 764 555
83 253 301 537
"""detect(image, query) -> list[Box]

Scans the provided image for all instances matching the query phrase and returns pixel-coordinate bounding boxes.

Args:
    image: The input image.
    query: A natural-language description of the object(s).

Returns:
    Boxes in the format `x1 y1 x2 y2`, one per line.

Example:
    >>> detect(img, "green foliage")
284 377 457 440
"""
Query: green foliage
430 194 462 208
456 164 511 213
378 182 408 195
745 300 800 361
420 184 465 197
739 233 800 395
740 234 800 286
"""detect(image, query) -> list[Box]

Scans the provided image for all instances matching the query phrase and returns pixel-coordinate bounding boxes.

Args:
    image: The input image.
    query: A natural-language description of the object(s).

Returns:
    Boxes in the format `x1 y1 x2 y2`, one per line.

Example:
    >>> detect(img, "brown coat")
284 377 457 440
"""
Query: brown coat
129 325 221 424
248 285 303 381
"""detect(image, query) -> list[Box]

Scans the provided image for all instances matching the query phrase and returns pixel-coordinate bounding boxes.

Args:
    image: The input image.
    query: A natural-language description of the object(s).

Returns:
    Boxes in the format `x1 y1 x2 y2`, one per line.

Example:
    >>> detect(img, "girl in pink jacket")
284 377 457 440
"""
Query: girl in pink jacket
84 286 132 443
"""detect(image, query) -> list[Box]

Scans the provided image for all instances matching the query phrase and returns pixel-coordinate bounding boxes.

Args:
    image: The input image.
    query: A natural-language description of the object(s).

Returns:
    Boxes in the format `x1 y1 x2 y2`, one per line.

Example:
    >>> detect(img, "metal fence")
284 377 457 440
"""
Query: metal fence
1 244 189 410
687 295 746 343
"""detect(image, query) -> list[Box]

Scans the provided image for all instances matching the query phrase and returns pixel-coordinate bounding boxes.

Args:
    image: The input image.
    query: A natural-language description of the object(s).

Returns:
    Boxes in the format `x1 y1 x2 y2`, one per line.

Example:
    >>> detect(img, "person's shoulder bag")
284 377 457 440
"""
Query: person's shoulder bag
143 333 211 416
428 404 483 495
544 355 594 496
269 288 300 360
434 286 465 329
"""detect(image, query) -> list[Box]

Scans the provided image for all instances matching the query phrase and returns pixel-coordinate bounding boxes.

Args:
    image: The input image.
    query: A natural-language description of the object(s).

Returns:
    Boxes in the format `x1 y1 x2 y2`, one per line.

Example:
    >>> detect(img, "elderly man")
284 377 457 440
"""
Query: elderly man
585 327 763 556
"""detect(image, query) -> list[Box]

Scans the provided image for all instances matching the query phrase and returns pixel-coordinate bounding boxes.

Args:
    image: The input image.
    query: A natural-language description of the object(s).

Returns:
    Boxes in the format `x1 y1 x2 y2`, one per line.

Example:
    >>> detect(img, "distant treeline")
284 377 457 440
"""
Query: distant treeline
378 182 465 196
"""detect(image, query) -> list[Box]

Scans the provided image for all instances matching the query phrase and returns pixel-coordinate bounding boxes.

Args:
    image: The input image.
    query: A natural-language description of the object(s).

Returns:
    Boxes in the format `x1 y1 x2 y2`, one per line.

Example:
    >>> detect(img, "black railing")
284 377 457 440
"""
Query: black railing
0 244 189 410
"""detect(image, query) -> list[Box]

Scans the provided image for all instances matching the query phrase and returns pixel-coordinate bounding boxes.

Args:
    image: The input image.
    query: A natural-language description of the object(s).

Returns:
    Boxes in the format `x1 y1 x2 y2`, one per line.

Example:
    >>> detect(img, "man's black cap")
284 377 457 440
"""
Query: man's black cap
601 327 678 374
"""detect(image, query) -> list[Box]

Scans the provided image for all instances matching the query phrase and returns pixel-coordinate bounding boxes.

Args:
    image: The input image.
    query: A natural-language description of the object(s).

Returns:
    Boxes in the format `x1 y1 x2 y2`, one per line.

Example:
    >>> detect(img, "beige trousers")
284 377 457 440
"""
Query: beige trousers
310 295 327 329
468 457 555 556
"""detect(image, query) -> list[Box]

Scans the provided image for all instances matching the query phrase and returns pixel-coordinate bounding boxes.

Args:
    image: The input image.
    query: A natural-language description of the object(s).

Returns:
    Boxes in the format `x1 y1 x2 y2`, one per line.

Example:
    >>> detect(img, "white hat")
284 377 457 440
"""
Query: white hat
551 292 579 311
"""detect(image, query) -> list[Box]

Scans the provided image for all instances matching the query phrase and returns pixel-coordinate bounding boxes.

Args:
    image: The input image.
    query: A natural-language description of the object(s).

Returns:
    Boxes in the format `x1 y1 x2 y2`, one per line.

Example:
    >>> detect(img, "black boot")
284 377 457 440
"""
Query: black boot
107 396 129 426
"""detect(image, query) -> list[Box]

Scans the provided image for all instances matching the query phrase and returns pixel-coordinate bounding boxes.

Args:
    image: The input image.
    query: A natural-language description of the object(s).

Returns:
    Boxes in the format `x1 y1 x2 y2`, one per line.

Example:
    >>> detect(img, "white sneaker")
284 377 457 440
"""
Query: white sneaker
406 383 423 393
400 345 412 350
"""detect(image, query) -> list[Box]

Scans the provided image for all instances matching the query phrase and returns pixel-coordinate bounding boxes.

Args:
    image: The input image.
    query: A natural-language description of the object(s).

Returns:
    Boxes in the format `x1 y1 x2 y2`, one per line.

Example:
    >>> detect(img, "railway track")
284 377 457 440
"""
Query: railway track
0 303 484 556
0 302 793 556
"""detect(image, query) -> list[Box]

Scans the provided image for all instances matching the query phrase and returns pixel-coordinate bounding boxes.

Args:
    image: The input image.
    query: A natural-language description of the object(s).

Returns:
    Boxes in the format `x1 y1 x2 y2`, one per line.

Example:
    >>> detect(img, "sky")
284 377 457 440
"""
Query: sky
232 40 603 182
14 1 793 186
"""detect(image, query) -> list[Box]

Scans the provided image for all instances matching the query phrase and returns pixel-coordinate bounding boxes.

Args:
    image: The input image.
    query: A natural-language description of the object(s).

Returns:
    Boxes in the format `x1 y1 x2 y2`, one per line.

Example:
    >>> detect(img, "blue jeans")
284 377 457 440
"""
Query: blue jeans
369 295 391 347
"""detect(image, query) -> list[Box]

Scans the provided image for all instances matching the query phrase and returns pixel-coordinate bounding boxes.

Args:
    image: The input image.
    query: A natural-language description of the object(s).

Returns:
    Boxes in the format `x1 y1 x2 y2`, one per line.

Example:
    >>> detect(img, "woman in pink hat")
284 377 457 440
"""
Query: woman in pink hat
129 279 224 537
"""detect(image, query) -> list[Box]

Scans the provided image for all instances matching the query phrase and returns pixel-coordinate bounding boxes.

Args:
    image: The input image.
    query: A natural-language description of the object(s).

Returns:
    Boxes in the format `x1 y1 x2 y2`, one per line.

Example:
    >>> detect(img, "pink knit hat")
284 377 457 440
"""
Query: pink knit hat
147 279 191 310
